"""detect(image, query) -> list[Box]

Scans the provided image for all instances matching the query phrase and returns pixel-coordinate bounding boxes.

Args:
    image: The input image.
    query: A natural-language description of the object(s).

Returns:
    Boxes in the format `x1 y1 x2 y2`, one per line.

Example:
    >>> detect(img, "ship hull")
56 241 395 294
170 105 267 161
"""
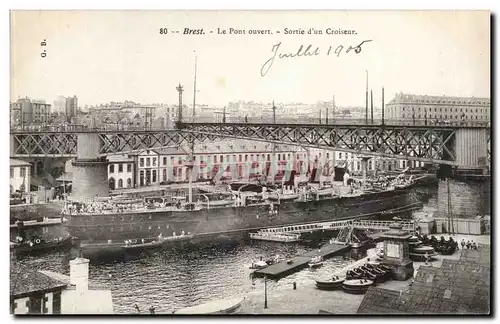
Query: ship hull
64 188 416 245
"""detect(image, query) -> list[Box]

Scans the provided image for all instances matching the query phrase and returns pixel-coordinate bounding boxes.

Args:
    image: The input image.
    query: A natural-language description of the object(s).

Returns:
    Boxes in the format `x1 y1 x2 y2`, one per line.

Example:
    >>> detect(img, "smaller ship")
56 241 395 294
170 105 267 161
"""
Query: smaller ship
11 236 73 256
249 231 301 243
308 255 324 268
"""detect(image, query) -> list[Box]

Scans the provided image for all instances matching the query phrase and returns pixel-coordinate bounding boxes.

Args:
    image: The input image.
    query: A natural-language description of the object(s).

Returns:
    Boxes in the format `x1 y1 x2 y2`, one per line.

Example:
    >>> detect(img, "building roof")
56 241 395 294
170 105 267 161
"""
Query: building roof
10 159 31 167
56 172 73 182
134 140 298 157
10 264 67 298
107 154 135 162
357 245 491 315
39 270 107 291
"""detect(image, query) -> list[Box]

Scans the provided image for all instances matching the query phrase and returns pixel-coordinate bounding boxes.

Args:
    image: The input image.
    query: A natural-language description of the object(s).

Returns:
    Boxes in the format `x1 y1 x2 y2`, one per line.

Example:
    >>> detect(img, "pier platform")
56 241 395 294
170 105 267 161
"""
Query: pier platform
254 243 350 279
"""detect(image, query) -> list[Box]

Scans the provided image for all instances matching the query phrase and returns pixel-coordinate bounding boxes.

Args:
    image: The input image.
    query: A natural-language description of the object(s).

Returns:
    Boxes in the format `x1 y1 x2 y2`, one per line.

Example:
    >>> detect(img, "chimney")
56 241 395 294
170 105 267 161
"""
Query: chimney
69 257 90 293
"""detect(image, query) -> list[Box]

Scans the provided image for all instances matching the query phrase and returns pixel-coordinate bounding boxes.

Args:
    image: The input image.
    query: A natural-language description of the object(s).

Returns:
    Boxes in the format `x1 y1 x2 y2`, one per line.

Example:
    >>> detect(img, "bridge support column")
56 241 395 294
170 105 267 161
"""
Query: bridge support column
71 133 109 200
437 175 490 220
360 156 371 191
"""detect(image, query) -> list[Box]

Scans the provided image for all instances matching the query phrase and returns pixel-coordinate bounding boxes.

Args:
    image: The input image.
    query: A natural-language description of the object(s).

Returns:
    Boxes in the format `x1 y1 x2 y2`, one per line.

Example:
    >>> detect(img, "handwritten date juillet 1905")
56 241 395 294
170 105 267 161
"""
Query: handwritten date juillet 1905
260 40 372 77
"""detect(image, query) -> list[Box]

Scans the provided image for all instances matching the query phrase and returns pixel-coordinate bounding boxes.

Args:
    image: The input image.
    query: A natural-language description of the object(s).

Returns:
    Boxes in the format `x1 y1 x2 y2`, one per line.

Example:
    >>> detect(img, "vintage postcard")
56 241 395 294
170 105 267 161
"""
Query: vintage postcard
9 10 491 315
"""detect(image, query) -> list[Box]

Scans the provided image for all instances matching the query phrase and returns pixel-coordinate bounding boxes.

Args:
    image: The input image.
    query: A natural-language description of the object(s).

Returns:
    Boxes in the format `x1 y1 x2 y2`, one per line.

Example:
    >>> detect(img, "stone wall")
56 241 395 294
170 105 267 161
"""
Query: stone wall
437 178 490 219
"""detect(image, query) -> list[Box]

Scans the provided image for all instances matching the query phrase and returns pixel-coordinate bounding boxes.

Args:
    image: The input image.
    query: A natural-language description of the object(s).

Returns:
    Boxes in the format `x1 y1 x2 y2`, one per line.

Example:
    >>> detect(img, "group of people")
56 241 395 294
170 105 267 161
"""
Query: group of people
62 200 152 215
461 239 478 250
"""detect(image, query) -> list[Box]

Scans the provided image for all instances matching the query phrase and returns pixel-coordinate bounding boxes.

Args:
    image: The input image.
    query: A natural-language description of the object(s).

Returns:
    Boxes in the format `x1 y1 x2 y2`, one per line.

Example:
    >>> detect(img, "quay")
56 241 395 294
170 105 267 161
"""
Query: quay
236 234 490 314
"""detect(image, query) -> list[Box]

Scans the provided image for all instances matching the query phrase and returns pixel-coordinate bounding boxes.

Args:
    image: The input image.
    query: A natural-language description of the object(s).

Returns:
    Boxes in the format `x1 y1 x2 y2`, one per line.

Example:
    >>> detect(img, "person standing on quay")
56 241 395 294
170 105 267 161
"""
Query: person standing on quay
461 239 465 250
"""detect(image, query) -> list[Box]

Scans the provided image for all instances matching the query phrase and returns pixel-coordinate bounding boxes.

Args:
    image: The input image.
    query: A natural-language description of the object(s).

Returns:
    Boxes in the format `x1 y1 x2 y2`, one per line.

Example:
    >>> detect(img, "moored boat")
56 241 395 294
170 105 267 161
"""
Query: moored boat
315 276 345 290
11 236 73 255
173 296 245 314
249 231 301 243
342 279 374 294
309 255 324 268
249 260 268 270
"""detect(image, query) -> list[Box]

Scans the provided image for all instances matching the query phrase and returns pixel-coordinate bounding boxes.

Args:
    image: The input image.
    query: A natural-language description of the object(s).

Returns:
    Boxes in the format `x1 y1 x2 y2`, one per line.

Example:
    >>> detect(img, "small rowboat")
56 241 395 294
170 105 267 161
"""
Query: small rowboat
173 297 245 315
315 277 345 291
342 279 374 294
309 256 324 268
249 260 268 270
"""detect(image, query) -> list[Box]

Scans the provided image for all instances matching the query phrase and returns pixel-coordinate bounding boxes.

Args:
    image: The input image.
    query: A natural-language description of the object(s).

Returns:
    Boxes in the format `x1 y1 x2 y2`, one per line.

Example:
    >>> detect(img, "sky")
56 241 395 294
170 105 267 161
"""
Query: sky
10 10 490 107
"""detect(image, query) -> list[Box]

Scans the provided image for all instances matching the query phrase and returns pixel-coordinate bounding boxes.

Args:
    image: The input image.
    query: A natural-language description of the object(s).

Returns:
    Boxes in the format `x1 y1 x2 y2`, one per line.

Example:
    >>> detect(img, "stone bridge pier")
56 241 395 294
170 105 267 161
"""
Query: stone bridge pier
71 133 109 200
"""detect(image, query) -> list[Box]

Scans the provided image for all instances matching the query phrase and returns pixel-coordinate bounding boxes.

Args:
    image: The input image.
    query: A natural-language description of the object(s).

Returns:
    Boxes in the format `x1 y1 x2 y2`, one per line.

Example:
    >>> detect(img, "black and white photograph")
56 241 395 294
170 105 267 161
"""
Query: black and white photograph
8 9 491 315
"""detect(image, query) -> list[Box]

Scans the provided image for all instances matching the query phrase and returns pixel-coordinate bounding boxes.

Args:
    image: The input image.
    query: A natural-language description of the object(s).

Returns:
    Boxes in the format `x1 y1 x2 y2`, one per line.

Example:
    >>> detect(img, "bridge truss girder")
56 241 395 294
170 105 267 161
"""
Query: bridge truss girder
11 124 458 165
11 133 78 157
97 130 224 156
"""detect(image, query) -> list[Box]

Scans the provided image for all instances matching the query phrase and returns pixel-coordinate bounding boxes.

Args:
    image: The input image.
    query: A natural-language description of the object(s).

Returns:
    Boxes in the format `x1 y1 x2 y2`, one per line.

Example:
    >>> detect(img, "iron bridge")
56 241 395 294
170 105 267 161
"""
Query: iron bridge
10 122 491 166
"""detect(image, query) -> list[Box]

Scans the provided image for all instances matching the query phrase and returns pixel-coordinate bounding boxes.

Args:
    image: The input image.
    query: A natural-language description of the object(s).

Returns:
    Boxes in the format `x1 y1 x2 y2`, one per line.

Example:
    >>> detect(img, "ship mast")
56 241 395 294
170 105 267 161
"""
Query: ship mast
187 140 195 204
192 53 197 121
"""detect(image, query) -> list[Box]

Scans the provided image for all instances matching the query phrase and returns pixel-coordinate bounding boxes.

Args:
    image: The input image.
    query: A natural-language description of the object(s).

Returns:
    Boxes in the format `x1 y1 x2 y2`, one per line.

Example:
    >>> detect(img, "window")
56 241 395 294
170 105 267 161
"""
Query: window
163 157 167 165
127 178 132 187
214 156 218 163
152 170 157 182
170 157 174 165
146 158 150 167
140 158 144 167
339 153 343 159
110 164 115 173
10 168 13 178
250 154 254 161
162 169 167 181
118 164 123 173
238 155 242 162
118 179 123 188
245 154 248 162
127 164 132 173
278 154 281 160
20 167 26 177
52 291 61 314
152 158 157 166
220 155 223 163
29 294 43 314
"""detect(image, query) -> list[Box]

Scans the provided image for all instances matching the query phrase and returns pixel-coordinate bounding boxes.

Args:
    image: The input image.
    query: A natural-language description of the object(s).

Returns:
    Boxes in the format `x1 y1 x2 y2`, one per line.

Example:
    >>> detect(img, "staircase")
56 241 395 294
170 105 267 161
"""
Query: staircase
333 225 354 245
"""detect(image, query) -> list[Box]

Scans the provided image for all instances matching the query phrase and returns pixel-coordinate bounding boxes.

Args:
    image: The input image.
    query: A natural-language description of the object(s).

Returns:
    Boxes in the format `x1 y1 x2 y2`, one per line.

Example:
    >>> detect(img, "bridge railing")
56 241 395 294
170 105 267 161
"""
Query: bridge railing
10 117 490 133
183 116 490 128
